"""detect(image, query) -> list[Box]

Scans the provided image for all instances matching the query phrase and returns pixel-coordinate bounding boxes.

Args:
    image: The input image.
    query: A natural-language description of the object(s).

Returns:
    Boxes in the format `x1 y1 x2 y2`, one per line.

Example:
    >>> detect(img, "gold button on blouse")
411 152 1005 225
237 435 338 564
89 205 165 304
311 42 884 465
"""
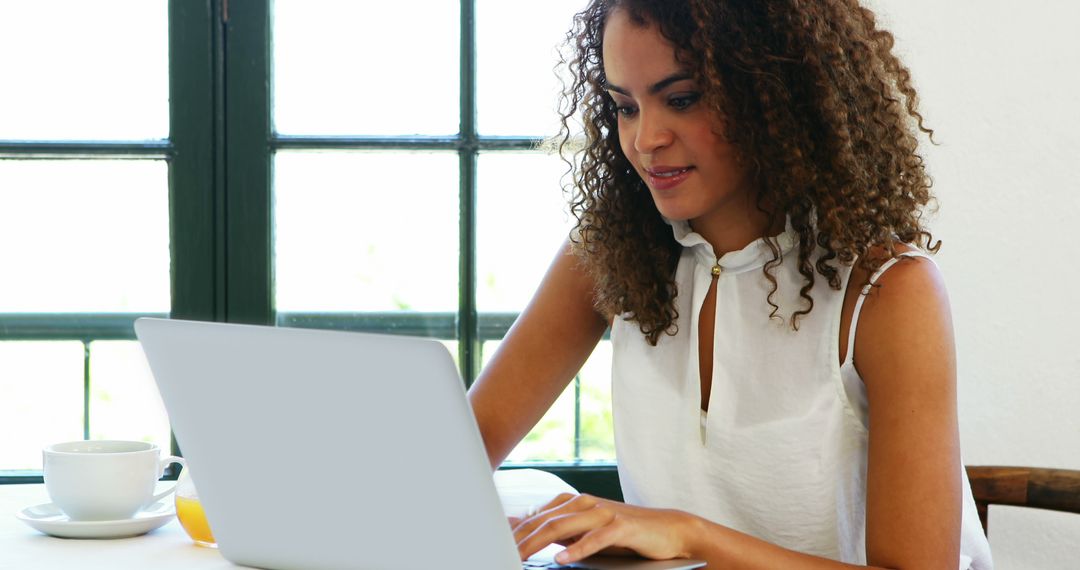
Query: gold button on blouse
711 264 722 276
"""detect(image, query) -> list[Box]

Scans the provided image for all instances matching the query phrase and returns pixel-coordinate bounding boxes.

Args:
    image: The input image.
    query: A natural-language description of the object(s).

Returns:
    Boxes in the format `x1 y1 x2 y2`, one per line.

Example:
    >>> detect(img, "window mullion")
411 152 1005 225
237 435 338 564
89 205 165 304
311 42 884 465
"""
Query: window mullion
459 0 481 387
223 0 273 326
170 0 223 325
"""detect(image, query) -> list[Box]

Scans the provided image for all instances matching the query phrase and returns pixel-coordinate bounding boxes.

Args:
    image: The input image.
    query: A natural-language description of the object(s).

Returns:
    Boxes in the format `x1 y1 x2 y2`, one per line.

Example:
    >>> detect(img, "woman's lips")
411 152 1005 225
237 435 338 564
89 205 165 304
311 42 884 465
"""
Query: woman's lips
645 166 694 191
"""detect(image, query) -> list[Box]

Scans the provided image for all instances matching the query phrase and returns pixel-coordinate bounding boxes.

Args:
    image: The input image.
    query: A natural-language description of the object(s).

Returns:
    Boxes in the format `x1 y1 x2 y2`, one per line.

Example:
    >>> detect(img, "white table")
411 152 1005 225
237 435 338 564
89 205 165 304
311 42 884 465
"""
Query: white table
0 483 249 570
1 470 573 569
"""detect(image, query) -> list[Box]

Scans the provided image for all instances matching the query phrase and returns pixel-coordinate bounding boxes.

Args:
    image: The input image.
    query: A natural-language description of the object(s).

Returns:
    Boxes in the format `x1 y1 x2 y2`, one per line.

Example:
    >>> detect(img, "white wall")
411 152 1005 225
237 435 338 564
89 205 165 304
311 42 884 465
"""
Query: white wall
871 1 1080 567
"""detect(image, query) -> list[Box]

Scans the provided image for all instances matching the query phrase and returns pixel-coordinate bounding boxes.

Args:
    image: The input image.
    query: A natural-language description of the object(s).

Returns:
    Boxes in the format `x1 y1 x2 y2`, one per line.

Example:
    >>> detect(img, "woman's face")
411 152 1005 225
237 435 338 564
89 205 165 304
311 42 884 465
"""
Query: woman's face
602 8 754 233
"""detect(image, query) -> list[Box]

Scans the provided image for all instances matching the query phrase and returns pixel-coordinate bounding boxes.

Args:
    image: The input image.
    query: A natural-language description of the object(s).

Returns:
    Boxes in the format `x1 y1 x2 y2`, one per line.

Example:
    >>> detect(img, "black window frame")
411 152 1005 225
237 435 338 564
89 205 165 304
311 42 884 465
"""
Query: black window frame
0 0 620 498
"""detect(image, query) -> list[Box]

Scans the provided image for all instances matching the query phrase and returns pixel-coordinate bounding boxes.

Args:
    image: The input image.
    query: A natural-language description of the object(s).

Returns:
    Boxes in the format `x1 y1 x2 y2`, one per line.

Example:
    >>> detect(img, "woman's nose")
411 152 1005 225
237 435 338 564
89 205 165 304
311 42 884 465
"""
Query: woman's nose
634 109 674 154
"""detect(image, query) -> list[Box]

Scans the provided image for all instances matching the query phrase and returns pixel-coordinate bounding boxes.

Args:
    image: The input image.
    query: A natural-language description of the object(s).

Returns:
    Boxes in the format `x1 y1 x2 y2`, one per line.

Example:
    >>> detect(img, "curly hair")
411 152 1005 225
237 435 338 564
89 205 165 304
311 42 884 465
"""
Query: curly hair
556 0 939 345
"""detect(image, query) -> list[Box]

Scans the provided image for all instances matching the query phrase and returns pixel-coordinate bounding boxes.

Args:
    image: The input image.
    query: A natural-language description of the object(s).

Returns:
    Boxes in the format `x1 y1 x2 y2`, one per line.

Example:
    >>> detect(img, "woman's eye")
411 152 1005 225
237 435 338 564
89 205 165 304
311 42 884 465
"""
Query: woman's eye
616 105 638 118
670 93 701 110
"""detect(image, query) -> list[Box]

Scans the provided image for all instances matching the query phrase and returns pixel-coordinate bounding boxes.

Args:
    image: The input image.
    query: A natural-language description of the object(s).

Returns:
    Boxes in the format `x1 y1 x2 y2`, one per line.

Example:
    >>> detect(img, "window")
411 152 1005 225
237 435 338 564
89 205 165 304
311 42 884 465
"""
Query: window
0 0 173 479
0 0 614 484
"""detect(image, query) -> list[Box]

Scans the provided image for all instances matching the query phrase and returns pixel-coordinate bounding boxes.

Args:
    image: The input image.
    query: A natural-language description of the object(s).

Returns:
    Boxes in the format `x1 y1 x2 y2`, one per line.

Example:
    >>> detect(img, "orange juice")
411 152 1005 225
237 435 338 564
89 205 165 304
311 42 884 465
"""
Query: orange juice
176 495 217 547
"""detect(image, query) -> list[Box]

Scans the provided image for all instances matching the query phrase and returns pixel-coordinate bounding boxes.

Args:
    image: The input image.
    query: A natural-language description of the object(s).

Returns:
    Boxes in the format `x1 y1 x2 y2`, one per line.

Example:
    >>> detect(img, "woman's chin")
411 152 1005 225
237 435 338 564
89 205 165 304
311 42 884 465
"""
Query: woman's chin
652 203 696 223
648 192 699 221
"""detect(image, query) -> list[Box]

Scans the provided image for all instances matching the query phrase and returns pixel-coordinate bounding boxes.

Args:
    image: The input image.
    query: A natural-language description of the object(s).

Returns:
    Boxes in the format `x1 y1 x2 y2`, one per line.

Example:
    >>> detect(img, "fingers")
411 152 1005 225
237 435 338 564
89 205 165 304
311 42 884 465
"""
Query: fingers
540 492 579 513
515 495 616 560
508 493 574 529
512 493 594 542
554 518 629 564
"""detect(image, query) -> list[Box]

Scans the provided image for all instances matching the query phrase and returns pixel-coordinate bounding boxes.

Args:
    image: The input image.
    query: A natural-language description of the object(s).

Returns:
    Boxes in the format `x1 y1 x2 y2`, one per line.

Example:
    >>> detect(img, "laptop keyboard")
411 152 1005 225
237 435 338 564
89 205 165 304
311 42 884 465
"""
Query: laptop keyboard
523 560 617 569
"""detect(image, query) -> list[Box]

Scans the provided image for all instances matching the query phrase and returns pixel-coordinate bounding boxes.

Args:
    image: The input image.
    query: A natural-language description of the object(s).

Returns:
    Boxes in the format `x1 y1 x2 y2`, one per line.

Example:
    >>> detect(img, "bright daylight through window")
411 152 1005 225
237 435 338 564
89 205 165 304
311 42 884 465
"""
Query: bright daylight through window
0 0 611 480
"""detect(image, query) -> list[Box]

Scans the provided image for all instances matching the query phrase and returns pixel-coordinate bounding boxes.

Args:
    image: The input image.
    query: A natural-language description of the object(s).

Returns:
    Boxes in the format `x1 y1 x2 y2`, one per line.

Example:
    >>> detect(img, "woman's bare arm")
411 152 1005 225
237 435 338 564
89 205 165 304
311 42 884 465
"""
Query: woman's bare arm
856 256 962 568
468 240 609 469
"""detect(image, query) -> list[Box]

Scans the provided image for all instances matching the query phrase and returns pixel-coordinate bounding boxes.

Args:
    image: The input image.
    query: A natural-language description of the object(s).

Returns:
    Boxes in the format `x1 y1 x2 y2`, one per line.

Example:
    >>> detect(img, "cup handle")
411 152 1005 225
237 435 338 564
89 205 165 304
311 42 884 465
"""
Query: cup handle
149 456 187 504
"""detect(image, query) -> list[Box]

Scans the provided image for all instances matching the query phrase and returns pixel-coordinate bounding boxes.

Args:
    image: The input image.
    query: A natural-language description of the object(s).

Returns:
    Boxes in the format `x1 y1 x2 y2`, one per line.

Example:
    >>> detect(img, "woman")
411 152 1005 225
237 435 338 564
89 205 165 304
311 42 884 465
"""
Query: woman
468 0 993 567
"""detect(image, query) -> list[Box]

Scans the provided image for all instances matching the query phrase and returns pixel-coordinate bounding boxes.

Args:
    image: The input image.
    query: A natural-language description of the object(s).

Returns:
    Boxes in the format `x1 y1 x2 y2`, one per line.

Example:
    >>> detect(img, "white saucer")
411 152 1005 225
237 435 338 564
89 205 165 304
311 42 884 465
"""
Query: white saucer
16 501 175 539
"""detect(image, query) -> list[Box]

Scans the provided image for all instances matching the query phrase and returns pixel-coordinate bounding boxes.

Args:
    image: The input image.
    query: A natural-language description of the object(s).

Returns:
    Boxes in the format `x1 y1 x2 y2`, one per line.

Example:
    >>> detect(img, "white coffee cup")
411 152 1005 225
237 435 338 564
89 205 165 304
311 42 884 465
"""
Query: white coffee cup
43 440 186 521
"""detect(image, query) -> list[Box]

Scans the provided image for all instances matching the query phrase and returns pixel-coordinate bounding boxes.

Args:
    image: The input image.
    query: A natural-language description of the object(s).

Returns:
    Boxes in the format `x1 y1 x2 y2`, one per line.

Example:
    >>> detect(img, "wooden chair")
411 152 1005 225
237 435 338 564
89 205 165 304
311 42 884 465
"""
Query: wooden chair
965 465 1080 535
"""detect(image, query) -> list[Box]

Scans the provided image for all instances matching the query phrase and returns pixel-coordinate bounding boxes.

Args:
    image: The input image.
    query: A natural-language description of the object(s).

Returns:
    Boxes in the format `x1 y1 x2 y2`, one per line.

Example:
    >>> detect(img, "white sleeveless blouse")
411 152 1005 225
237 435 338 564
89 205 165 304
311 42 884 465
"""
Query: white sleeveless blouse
610 220 992 568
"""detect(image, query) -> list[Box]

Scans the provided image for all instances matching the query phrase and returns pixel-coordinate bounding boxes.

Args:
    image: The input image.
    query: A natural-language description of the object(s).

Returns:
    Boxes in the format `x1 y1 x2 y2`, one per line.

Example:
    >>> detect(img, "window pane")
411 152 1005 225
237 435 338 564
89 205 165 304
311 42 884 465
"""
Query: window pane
88 341 171 450
273 0 460 136
0 160 170 312
488 340 615 463
0 342 84 471
0 0 168 140
477 152 574 312
578 341 614 461
274 151 459 315
476 0 587 136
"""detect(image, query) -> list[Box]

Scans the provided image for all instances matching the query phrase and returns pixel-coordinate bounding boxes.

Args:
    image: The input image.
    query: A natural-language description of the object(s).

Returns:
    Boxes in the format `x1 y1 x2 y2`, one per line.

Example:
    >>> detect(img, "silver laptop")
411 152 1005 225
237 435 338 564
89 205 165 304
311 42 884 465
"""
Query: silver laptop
135 318 704 570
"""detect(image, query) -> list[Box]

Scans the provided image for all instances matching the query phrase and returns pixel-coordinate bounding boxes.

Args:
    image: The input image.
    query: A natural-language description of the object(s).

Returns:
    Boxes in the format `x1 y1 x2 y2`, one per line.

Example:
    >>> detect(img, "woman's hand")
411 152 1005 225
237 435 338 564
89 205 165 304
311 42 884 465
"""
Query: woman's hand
512 493 701 564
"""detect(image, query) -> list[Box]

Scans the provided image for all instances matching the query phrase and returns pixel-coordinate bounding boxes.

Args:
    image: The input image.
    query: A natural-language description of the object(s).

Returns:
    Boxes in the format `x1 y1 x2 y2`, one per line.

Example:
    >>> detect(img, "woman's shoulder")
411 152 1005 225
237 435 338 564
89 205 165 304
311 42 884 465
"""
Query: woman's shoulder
848 243 953 397
850 243 941 293
854 243 949 339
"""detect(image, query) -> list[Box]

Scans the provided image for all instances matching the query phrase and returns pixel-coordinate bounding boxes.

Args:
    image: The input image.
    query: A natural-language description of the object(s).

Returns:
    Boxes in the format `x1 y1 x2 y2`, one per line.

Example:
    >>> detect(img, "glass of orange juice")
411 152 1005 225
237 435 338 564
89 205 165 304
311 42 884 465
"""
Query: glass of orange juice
175 468 217 547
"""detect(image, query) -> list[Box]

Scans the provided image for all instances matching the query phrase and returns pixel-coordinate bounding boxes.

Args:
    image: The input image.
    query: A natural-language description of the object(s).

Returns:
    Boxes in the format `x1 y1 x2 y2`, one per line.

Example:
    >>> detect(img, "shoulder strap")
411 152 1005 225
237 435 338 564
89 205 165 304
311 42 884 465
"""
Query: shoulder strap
843 251 936 367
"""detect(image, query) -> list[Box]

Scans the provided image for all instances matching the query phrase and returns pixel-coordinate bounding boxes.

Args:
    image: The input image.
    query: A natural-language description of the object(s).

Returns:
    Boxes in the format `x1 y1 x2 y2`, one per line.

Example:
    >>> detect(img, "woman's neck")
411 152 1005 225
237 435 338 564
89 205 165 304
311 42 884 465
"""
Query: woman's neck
689 202 784 258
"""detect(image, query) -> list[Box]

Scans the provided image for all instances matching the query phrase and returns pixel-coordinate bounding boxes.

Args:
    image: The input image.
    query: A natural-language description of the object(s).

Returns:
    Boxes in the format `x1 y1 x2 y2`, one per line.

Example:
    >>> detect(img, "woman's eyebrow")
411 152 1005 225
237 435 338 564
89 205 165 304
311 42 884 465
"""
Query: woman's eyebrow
604 72 694 96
